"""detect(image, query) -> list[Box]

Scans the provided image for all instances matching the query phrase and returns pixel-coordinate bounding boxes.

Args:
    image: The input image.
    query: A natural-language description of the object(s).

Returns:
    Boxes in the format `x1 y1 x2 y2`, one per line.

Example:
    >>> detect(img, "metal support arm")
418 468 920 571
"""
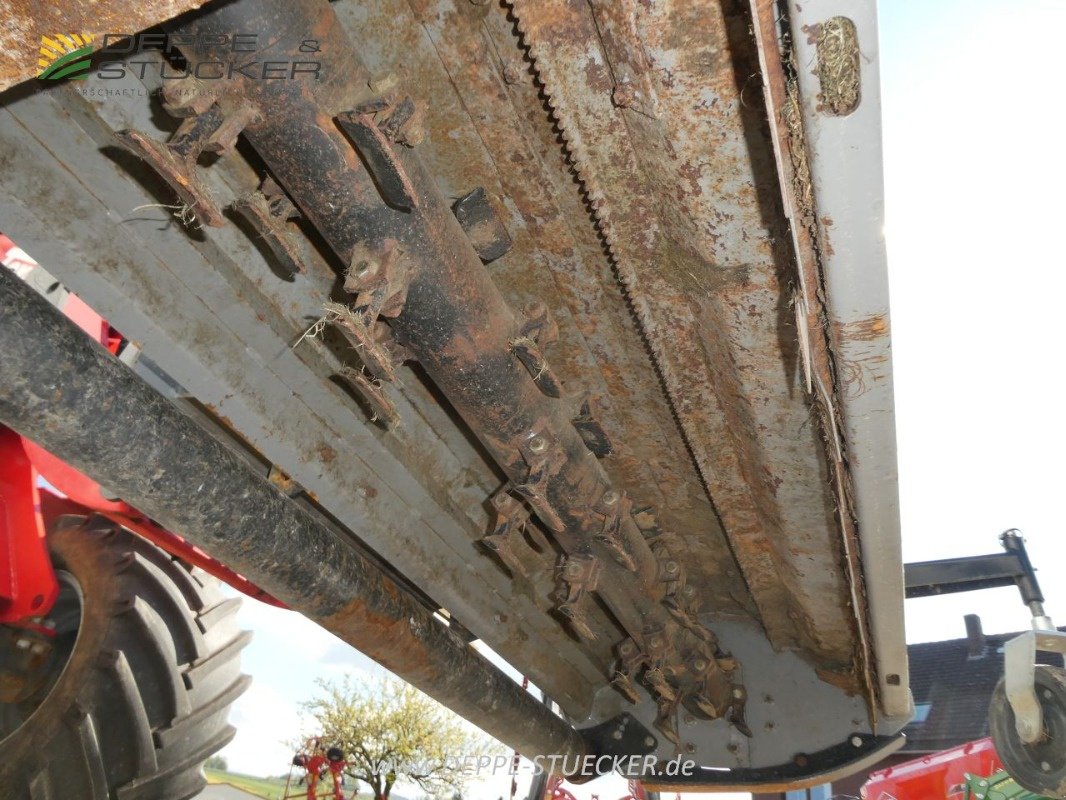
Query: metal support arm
0 265 588 763
905 530 1044 606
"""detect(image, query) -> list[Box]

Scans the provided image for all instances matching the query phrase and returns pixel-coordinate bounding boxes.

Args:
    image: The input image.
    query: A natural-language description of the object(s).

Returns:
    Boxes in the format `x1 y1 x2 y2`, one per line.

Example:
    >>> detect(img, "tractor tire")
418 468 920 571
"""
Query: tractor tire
990 663 1066 798
0 515 252 800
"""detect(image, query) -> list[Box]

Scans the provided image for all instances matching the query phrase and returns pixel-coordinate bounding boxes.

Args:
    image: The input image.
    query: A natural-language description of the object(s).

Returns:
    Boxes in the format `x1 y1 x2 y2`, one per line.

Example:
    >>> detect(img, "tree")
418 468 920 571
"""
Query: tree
204 755 228 771
303 675 501 800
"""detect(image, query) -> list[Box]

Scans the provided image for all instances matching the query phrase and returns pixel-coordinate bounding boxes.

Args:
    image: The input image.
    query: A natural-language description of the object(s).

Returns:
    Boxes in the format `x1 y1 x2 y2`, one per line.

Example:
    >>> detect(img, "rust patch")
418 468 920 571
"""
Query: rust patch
836 314 888 342
507 0 865 684
0 0 210 93
320 594 439 679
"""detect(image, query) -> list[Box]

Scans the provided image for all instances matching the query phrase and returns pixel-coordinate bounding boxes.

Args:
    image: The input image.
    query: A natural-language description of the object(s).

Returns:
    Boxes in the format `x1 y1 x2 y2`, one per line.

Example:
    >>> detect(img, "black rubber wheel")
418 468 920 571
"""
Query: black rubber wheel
990 663 1066 797
326 746 344 763
0 515 251 800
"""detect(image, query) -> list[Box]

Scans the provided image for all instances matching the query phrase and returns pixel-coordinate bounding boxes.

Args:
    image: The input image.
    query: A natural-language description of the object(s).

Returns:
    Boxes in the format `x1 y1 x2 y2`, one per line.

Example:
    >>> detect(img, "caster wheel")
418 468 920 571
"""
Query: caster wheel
990 664 1066 797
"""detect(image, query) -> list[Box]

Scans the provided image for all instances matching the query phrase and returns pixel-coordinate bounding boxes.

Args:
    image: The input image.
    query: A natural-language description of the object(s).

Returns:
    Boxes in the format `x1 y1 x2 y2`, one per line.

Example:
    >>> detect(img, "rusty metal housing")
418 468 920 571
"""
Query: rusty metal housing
0 0 908 789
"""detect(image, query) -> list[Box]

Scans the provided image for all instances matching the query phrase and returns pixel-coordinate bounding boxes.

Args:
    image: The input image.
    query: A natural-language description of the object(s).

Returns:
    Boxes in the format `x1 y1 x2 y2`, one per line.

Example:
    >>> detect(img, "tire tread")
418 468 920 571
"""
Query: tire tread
0 520 249 800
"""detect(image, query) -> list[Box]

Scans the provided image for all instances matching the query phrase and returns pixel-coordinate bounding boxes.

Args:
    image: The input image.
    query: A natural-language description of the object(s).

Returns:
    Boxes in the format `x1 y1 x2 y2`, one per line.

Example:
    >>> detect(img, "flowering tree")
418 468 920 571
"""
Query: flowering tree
303 675 500 800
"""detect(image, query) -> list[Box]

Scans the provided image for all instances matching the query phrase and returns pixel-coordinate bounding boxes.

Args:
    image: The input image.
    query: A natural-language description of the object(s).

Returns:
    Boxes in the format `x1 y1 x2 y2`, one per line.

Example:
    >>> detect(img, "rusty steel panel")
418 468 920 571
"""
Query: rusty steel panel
104 0 752 743
0 0 209 92
747 0 877 709
0 0 906 766
503 0 867 685
0 265 590 763
0 83 608 717
337 0 755 617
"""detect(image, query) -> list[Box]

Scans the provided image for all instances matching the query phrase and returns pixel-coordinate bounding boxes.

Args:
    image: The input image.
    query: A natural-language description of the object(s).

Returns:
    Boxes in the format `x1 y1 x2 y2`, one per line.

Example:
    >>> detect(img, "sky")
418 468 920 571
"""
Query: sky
879 0 1066 642
217 0 1066 793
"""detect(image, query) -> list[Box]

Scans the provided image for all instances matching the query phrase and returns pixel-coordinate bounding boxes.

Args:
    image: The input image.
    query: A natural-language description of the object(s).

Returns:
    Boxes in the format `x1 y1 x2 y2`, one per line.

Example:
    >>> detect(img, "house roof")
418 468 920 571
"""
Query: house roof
902 621 1065 752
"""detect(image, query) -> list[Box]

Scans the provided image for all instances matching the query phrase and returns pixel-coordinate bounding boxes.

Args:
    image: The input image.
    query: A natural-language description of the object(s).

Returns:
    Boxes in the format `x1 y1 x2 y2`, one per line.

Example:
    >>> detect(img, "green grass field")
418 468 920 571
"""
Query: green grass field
204 768 368 799
204 768 291 799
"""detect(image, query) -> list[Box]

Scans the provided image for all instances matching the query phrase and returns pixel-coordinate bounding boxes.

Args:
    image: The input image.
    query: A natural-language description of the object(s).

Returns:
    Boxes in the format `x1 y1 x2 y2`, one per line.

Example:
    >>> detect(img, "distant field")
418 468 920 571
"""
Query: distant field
204 768 290 799
203 768 368 800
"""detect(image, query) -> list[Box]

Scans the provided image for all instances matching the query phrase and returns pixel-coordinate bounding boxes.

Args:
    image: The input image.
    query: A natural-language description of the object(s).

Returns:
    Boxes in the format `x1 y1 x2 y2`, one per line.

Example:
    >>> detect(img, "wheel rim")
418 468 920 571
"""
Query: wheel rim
992 666 1066 796
0 571 83 741
1027 680 1066 778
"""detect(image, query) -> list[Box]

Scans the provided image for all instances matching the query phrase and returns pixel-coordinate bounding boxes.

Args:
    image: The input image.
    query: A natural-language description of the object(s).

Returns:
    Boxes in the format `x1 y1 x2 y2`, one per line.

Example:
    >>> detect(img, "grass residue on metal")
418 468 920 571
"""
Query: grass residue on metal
815 17 860 116
783 76 815 231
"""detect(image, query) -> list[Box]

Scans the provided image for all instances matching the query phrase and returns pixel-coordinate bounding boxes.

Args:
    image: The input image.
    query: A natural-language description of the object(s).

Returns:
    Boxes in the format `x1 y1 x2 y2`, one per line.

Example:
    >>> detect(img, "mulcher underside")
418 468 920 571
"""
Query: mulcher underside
0 0 908 787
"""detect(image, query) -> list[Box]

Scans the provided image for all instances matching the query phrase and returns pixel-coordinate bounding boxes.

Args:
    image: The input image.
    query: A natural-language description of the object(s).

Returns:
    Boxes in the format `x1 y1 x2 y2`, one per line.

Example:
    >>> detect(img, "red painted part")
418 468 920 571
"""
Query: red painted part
60 293 122 355
21 436 285 608
22 439 129 514
861 738 1002 800
0 234 285 614
305 754 328 800
0 429 59 624
327 757 346 800
3 426 287 616
15 420 286 608
290 740 348 800
0 234 35 276
547 775 579 800
100 510 285 608
547 772 651 800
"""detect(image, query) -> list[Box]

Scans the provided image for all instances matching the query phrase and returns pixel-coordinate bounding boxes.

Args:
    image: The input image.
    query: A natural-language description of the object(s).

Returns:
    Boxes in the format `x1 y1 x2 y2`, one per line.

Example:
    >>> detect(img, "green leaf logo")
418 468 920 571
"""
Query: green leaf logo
38 34 94 81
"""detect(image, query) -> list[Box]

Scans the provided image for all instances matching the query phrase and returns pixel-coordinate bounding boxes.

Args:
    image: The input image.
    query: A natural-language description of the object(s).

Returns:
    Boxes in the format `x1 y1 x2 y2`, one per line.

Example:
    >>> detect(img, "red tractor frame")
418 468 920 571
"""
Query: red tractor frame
0 234 282 632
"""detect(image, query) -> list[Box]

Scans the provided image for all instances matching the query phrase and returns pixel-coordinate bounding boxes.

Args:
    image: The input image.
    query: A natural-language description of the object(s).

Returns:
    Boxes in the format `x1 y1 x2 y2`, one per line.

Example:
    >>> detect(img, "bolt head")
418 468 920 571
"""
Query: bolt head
648 634 664 648
733 688 745 699
1042 761 1052 772
850 736 863 748
502 63 522 85
612 82 637 108
643 736 656 748
15 638 30 650
619 641 635 655
693 659 708 671
528 436 547 454
664 560 678 573
602 490 619 506
611 729 623 740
